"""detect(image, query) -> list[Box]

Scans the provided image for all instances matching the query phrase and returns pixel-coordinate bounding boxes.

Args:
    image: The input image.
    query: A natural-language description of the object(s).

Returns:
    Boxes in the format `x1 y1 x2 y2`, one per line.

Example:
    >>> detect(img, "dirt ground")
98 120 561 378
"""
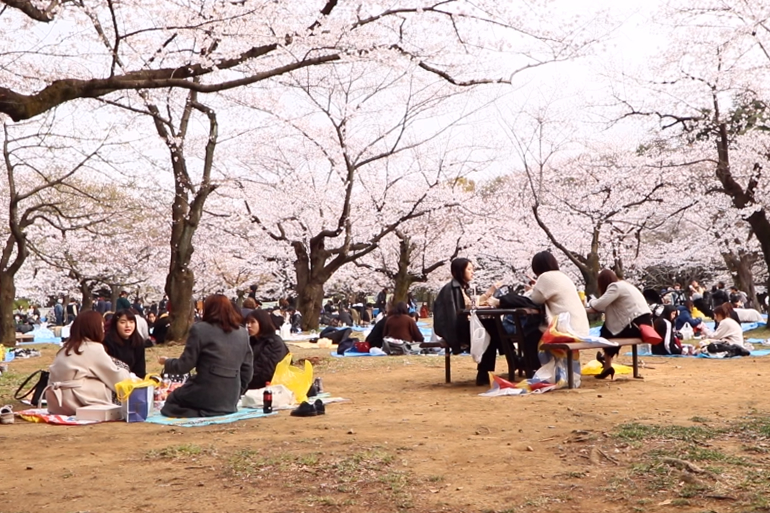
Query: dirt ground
1 342 770 513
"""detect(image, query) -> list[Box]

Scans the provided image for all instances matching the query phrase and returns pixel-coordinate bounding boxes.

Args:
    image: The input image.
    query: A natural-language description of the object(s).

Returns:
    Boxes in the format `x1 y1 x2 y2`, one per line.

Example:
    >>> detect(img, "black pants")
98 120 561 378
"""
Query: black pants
456 316 501 372
599 313 652 357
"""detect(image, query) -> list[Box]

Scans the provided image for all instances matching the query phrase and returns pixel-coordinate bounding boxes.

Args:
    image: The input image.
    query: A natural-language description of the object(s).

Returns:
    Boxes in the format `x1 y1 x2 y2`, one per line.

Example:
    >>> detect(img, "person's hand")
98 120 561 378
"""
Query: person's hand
157 356 167 365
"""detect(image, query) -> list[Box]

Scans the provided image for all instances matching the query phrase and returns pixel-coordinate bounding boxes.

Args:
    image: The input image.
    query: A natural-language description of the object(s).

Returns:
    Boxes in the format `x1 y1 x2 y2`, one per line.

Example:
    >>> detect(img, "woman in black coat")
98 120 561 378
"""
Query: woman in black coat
245 309 289 390
103 308 146 377
157 295 253 418
433 258 501 386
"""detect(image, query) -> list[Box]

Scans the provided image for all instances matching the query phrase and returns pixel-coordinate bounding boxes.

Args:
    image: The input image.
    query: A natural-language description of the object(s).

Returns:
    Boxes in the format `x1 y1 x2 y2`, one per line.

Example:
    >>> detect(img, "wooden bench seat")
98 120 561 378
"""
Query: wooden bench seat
540 337 644 389
419 340 452 383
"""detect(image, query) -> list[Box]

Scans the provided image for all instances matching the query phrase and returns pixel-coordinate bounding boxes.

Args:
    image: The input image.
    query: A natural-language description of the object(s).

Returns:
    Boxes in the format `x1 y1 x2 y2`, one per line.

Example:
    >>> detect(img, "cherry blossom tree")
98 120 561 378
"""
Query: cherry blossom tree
615 0 770 294
0 117 112 345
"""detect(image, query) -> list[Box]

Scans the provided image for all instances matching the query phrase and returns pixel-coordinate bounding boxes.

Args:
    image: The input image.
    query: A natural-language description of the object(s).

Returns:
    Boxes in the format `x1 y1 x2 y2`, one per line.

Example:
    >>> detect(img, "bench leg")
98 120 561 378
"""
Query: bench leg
445 350 451 384
632 344 641 379
567 350 574 389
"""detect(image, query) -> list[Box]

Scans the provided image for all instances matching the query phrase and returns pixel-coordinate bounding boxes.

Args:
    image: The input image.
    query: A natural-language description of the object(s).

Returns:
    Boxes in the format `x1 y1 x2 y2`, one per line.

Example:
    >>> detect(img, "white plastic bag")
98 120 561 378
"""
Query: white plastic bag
241 384 295 409
680 322 694 341
470 311 490 364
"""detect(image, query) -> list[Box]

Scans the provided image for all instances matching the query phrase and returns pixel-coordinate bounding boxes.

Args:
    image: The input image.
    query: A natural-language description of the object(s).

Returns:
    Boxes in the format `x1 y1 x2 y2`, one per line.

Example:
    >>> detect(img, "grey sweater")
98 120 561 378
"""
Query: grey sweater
161 322 253 418
589 281 651 335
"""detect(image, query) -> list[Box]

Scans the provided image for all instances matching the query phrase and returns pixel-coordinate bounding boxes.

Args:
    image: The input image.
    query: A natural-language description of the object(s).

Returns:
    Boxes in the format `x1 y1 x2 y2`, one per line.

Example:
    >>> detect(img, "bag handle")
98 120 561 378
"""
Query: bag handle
14 369 43 400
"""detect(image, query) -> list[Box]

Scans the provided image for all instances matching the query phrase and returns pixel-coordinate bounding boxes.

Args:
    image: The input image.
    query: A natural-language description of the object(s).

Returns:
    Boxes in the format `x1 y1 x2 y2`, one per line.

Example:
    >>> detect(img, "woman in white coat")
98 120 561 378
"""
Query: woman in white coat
45 310 130 415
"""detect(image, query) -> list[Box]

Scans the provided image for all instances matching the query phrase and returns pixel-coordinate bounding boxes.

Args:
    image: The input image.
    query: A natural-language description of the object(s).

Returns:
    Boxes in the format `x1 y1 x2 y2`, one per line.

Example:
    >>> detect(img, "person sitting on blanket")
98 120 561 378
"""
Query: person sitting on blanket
675 300 703 332
103 309 147 378
45 310 131 416
586 269 652 380
366 314 387 348
244 309 289 390
700 304 746 349
652 305 683 355
433 257 503 386
384 301 425 343
157 294 253 418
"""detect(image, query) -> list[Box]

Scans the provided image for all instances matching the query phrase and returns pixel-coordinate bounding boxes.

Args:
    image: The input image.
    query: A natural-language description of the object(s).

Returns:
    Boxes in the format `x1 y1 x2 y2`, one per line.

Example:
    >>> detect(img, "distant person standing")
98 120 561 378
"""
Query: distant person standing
116 291 131 312
65 299 78 324
131 297 145 316
375 288 388 314
54 298 64 326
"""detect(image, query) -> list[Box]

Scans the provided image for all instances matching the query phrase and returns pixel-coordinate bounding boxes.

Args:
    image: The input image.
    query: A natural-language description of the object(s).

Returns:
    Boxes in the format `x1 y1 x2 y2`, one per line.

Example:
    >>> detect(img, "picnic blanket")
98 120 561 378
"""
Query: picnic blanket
631 349 770 359
16 408 99 425
145 409 277 427
590 320 764 339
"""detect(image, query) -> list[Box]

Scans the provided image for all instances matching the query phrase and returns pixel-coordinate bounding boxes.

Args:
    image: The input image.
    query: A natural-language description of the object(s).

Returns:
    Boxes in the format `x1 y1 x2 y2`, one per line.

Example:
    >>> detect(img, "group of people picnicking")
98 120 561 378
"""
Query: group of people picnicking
43 295 295 418
430 252 765 386
26 250 768 419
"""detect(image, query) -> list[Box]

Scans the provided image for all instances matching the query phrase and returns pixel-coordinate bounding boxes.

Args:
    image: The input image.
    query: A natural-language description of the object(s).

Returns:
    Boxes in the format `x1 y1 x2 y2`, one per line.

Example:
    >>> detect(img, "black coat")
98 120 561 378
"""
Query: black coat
161 322 253 418
433 279 466 352
248 333 289 390
103 333 146 377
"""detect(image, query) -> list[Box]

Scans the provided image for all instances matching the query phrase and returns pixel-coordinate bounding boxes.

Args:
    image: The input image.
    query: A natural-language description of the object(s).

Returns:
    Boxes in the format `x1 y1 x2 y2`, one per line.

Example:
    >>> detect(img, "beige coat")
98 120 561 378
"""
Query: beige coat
530 271 590 337
46 340 130 415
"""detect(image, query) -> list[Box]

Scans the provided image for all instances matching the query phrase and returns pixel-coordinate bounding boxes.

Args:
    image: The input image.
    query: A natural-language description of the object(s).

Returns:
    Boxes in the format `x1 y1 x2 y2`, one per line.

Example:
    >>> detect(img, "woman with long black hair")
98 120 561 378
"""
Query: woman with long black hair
433 258 500 385
103 309 146 377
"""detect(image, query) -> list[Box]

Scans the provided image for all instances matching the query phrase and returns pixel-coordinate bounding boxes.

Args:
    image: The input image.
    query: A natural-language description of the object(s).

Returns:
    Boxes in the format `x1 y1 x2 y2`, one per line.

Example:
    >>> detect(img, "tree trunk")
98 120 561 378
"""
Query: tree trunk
110 284 120 311
79 280 93 311
165 261 194 343
392 236 413 304
723 251 759 309
0 272 17 347
297 281 324 331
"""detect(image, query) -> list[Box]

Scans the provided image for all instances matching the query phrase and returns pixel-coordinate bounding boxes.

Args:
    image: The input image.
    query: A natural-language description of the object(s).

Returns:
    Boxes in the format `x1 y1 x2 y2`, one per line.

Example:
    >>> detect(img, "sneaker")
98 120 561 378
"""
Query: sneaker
290 401 317 417
314 399 326 415
0 405 14 424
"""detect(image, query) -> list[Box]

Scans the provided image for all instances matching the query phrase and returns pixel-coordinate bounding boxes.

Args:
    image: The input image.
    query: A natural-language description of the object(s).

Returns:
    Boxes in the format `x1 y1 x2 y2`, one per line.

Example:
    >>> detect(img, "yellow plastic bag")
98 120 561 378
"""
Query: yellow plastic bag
271 354 313 403
114 376 158 402
581 359 632 376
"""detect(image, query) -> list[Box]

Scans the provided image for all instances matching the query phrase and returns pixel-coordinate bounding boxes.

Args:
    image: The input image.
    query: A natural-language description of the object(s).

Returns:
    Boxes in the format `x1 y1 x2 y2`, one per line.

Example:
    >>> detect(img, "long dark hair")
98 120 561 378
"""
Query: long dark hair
202 294 243 333
597 269 619 296
245 309 276 337
388 301 409 316
531 251 559 276
62 310 105 356
450 258 471 287
105 309 144 348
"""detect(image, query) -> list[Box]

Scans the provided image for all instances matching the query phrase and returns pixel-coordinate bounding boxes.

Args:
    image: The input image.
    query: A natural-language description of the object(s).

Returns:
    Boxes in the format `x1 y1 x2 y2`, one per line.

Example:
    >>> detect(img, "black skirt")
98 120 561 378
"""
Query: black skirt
599 313 652 357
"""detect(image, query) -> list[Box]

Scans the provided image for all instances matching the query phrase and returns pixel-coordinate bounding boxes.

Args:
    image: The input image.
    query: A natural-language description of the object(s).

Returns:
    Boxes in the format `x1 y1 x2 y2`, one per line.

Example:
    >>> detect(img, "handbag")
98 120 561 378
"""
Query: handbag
637 323 663 345
14 369 50 406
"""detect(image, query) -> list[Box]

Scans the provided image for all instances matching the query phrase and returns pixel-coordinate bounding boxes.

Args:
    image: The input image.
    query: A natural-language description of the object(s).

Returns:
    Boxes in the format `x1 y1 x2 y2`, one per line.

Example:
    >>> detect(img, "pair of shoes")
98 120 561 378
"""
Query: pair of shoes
596 351 605 364
290 399 326 417
476 370 491 386
0 405 14 424
595 367 616 380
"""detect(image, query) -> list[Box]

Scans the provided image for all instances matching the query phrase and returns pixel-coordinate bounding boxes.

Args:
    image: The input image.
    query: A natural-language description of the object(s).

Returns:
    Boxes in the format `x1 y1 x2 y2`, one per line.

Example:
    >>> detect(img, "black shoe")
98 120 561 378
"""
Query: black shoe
596 351 605 364
476 370 491 386
290 401 317 417
595 367 615 380
314 399 325 415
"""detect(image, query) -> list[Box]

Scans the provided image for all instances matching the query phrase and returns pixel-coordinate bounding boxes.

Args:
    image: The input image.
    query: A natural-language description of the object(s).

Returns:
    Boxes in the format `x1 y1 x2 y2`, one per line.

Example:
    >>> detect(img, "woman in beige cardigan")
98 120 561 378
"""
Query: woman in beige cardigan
45 310 130 415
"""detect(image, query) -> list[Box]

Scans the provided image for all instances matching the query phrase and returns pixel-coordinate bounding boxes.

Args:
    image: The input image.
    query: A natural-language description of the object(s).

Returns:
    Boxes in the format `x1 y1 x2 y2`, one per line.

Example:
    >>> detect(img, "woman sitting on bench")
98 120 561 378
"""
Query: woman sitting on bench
587 269 652 380
527 251 589 337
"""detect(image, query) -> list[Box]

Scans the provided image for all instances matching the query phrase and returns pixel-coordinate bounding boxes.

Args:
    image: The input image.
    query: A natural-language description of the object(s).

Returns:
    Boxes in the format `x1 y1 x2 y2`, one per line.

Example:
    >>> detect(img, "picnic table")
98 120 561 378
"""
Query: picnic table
462 307 541 380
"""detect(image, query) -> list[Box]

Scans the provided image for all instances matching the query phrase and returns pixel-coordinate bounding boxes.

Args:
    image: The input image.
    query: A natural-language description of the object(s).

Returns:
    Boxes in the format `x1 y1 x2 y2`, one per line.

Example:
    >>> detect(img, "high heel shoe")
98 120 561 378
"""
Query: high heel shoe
595 367 615 380
596 351 605 364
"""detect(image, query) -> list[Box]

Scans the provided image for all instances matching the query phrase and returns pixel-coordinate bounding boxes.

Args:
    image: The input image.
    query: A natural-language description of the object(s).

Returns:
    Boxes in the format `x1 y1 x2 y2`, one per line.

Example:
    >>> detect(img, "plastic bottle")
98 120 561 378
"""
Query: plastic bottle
263 384 273 414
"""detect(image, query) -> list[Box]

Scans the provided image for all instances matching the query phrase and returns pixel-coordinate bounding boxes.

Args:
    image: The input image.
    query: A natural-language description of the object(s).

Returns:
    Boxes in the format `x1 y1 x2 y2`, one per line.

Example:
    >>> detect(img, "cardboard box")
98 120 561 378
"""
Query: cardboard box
75 404 124 422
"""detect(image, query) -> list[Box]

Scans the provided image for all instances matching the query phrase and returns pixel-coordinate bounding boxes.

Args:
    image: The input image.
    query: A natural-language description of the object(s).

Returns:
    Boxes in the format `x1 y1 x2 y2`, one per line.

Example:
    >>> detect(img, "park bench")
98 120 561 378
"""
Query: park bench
15 332 33 343
540 337 644 389
420 308 540 384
